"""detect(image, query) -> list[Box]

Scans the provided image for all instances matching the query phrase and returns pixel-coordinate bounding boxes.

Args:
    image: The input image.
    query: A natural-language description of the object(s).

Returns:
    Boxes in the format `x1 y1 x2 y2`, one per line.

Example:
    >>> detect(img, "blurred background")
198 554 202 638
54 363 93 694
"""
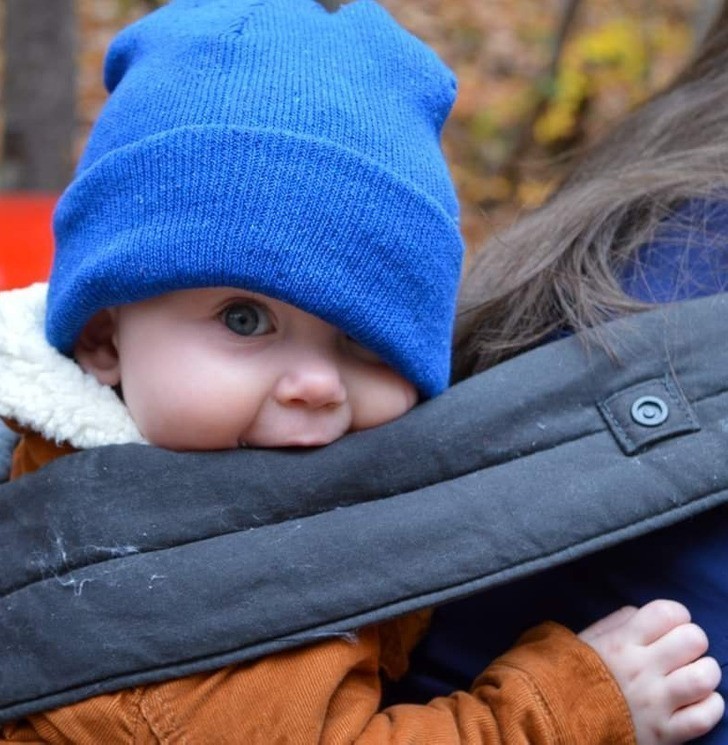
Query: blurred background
0 0 719 288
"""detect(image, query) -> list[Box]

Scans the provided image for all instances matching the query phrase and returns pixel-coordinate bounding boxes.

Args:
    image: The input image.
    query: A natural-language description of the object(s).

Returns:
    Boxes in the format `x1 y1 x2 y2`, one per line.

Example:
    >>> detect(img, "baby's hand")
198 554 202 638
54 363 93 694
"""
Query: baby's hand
579 600 724 744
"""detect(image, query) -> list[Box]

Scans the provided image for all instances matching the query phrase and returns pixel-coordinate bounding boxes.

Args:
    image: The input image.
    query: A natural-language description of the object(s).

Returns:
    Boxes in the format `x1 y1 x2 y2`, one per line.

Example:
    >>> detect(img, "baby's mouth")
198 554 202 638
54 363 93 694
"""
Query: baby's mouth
241 405 351 449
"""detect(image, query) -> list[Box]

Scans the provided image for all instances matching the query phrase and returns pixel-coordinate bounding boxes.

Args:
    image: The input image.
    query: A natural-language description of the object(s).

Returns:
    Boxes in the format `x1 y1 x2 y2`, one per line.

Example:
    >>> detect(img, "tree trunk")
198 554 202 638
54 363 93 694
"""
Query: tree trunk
2 0 76 191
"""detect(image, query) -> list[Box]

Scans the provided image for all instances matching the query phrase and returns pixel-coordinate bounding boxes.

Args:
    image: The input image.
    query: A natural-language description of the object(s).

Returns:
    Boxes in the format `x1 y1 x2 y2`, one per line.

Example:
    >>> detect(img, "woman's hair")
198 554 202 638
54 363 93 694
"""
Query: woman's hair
455 5 728 378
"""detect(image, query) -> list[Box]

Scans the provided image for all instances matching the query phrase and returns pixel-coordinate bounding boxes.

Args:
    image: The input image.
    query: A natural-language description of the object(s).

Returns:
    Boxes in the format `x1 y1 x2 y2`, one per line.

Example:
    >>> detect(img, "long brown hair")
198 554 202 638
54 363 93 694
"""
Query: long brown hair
455 6 728 379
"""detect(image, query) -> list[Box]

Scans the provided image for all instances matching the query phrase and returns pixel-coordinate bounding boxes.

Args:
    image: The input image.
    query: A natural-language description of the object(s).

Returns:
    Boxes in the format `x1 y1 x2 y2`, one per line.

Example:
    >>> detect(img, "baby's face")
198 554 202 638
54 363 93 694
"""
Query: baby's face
80 288 417 451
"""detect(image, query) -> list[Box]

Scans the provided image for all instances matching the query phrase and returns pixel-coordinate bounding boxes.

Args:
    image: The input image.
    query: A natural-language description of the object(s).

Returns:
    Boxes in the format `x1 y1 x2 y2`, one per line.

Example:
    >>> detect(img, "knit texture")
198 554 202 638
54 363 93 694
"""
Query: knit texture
46 0 463 396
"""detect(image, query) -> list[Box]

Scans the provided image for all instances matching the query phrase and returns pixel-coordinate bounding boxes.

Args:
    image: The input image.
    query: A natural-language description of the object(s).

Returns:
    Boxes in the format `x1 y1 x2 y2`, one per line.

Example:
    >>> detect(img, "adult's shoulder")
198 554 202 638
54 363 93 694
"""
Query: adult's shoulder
622 197 728 303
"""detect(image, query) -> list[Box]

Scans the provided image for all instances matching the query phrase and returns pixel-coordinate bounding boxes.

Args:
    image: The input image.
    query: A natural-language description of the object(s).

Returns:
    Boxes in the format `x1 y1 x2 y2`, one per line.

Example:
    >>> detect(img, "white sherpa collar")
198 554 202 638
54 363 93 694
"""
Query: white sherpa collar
0 283 145 449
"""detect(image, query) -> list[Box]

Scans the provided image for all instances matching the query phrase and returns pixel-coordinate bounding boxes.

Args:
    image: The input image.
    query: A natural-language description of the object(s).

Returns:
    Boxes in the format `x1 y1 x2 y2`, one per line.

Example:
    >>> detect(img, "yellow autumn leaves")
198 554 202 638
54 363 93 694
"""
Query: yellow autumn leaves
534 17 691 146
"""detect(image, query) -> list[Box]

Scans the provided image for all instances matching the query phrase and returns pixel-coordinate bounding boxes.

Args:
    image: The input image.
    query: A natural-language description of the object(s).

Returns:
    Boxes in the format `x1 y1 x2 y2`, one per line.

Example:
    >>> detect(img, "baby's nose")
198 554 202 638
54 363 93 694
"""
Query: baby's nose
274 362 348 409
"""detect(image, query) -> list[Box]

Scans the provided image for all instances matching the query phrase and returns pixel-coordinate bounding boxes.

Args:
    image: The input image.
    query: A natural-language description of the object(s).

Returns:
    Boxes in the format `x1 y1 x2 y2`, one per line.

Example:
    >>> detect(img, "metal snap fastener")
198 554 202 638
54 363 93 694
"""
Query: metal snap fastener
630 396 669 427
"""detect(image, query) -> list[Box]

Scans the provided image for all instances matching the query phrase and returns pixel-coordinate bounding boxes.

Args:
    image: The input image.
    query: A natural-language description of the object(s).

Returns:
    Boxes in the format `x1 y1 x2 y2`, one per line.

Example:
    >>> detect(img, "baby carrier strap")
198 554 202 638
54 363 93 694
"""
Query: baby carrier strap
1 293 727 719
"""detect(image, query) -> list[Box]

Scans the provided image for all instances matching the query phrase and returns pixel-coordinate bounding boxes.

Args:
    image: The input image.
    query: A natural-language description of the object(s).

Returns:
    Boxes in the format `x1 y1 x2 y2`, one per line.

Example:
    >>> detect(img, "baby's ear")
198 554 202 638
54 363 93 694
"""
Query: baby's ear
74 309 121 386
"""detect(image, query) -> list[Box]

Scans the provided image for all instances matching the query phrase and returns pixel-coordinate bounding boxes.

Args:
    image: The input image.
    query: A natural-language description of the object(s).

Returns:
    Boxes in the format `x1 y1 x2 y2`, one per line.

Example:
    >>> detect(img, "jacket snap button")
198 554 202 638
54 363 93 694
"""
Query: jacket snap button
630 395 669 427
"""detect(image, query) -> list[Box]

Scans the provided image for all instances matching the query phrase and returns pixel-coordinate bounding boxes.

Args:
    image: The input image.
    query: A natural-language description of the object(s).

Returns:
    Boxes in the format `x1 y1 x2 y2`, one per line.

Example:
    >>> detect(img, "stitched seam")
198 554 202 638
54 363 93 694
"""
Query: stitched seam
597 400 635 450
139 687 189 745
221 0 265 36
598 374 705 452
662 375 700 427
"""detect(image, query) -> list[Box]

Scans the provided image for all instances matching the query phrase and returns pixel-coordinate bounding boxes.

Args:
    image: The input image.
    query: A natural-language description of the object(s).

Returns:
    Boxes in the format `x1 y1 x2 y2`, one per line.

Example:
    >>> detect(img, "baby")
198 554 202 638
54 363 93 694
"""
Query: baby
0 0 721 742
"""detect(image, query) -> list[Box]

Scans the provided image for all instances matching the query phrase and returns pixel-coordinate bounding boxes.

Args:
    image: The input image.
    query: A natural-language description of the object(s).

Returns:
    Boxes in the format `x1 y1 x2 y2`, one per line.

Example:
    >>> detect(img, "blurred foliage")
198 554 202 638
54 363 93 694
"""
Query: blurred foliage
533 19 649 146
379 0 698 250
534 15 691 147
75 0 700 251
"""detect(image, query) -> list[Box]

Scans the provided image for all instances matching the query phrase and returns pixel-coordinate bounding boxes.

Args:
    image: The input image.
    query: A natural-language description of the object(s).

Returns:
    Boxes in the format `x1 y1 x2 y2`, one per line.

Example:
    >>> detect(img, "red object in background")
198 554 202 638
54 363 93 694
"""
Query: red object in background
0 193 57 290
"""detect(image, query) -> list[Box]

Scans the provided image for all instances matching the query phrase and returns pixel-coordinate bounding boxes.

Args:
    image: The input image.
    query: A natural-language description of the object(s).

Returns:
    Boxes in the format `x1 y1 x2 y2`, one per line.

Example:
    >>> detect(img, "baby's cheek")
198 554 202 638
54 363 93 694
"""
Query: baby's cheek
350 374 418 431
121 378 197 448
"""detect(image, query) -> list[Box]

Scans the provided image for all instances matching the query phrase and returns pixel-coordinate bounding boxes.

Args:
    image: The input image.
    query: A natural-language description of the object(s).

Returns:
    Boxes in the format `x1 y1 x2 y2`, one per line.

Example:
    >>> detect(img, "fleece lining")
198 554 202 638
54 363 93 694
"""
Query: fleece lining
0 284 143 448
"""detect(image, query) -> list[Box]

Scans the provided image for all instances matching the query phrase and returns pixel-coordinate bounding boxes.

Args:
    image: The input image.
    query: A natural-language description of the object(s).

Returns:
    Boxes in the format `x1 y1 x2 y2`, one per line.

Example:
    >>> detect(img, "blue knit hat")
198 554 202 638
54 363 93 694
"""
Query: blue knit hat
47 0 463 397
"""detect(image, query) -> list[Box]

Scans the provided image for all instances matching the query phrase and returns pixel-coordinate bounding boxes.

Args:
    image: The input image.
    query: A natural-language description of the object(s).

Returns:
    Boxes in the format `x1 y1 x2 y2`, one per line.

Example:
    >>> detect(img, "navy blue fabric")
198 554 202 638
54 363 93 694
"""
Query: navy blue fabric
621 199 728 302
393 199 728 743
0 423 17 484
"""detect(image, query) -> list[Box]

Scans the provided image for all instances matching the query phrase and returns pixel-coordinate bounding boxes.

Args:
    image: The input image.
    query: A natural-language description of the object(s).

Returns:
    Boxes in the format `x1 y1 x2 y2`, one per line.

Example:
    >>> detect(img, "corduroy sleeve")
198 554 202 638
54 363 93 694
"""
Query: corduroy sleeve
2 620 635 744
321 621 636 745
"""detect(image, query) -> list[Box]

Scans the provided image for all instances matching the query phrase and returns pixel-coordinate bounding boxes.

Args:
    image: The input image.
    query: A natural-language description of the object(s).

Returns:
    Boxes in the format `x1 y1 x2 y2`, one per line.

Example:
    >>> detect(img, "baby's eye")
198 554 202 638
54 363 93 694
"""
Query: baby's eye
222 302 274 336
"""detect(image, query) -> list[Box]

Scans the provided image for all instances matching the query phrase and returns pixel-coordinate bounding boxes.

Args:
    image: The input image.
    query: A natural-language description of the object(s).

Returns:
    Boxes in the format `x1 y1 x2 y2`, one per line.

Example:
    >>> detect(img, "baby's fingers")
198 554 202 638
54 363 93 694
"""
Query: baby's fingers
666 691 725 744
626 599 692 645
650 623 710 675
666 656 722 709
